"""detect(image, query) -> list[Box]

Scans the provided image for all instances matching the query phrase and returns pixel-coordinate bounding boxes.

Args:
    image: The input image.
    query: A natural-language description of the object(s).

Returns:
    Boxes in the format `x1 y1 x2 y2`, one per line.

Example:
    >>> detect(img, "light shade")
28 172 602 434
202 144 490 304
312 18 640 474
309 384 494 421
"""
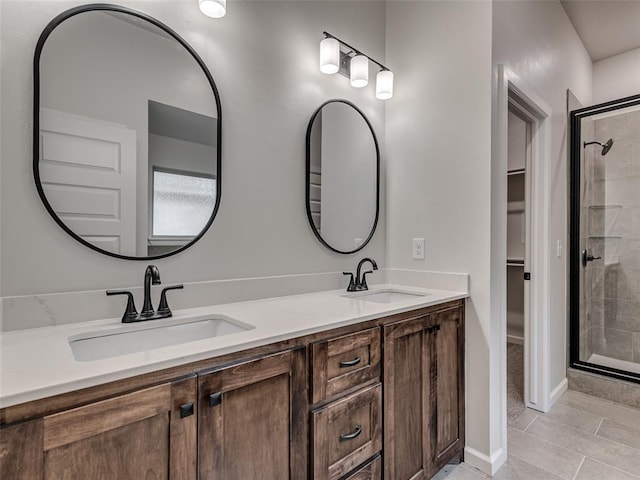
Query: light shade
199 0 226 18
350 55 368 88
376 70 394 100
320 38 340 74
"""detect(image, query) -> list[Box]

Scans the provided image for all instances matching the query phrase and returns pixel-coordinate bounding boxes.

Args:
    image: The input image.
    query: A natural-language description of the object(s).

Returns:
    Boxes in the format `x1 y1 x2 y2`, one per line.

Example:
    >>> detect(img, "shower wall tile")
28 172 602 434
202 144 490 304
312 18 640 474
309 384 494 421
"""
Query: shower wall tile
633 333 640 363
590 266 604 299
595 110 640 146
604 266 640 301
593 175 640 208
591 327 634 362
580 331 592 361
594 143 634 180
618 238 640 268
603 298 640 322
590 296 605 328
632 144 640 176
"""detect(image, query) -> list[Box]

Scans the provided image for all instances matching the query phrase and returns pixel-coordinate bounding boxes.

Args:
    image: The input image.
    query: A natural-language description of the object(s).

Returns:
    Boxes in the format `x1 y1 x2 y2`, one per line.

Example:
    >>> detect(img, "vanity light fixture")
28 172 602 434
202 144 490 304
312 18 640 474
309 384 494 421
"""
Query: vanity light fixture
320 32 393 100
199 0 226 18
320 37 340 74
376 70 393 100
350 55 368 88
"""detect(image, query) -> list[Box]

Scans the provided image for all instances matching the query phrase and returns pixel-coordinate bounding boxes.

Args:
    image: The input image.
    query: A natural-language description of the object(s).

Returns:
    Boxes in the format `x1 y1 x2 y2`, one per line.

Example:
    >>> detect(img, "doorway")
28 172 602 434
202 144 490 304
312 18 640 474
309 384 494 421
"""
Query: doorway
506 103 532 421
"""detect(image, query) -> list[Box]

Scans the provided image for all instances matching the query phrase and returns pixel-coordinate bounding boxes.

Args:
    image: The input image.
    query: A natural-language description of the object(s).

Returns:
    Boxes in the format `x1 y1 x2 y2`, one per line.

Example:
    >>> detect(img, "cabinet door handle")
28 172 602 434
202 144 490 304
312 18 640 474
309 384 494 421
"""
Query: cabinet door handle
339 356 361 368
179 402 194 418
339 425 362 441
209 392 222 407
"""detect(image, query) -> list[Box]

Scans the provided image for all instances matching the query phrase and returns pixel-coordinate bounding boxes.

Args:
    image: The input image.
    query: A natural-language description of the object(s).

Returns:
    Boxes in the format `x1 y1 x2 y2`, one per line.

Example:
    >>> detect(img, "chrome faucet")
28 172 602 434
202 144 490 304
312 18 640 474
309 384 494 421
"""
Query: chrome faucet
343 257 378 292
107 265 183 323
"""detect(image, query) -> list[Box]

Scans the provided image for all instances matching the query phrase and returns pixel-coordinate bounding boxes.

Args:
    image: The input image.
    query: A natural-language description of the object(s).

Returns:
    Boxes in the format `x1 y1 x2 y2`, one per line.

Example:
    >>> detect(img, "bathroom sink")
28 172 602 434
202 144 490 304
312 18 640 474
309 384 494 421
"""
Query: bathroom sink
69 316 254 361
343 288 428 304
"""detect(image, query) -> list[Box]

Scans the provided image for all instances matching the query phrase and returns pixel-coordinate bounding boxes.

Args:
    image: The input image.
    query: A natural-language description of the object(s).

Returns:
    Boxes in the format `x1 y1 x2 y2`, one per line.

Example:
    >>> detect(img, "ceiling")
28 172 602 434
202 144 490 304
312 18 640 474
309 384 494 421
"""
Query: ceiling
560 0 640 62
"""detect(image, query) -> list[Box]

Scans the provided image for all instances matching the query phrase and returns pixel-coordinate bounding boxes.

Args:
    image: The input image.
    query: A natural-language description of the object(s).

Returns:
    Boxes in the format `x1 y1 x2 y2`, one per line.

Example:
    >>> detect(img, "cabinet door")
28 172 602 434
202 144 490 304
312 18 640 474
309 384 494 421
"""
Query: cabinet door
198 348 307 480
429 306 465 471
0 420 44 479
41 378 197 480
383 316 430 480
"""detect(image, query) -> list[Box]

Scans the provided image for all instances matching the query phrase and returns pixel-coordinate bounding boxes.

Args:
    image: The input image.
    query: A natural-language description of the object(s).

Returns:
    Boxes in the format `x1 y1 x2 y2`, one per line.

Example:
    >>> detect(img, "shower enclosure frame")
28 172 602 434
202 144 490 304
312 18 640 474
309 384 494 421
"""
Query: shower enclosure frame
569 93 640 384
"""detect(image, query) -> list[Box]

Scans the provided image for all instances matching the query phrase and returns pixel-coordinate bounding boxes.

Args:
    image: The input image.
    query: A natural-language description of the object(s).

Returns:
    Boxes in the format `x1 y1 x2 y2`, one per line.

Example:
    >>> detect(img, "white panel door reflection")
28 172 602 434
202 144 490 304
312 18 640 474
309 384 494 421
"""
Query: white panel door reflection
39 108 137 255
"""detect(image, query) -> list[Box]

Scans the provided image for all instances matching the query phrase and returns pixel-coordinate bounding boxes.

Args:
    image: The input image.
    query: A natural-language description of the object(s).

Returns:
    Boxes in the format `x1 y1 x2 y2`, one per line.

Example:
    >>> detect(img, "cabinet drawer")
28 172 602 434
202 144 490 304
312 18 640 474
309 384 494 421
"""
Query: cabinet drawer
342 454 382 480
311 328 380 404
312 383 382 480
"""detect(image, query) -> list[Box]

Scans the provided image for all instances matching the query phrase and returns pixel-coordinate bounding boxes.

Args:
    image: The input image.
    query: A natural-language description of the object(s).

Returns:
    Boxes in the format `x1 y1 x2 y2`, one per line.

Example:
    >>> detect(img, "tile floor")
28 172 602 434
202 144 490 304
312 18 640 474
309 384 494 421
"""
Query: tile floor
434 345 640 479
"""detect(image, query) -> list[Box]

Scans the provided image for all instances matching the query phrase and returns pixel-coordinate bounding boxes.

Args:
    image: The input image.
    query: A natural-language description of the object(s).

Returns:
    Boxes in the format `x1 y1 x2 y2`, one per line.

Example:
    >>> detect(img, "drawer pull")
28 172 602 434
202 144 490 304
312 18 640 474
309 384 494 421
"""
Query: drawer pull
339 425 362 441
339 356 362 368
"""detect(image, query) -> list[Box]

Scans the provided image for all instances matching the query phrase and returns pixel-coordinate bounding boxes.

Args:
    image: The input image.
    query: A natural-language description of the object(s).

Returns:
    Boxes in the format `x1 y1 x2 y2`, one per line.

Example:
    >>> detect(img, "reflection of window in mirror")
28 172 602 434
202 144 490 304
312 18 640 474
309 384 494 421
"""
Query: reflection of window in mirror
147 100 218 256
151 168 216 238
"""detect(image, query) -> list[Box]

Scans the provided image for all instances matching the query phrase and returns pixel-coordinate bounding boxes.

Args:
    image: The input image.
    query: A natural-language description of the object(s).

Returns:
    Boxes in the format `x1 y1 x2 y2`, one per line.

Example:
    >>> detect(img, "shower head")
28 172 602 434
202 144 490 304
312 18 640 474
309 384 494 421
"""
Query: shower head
583 138 614 156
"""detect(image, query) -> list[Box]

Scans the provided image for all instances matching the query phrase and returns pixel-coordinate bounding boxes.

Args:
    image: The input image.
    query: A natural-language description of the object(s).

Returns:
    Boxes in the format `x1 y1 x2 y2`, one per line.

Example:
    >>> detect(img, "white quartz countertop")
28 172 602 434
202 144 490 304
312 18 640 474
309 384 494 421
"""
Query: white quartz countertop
0 284 467 409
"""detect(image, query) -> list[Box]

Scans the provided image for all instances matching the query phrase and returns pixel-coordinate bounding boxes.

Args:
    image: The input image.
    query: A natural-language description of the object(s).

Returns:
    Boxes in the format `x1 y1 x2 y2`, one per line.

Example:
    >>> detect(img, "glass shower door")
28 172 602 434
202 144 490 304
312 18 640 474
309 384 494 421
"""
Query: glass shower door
570 94 640 383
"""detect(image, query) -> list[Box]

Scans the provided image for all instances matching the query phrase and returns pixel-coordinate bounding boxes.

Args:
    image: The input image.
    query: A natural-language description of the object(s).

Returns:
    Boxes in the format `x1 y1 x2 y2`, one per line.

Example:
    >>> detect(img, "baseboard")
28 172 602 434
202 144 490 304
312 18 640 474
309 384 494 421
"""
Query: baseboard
463 446 506 476
549 377 568 407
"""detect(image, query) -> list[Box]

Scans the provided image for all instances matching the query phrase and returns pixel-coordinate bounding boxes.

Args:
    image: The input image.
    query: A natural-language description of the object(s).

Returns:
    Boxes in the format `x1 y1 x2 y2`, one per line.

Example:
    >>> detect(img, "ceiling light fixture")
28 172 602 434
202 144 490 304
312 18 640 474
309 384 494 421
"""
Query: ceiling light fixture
319 32 393 100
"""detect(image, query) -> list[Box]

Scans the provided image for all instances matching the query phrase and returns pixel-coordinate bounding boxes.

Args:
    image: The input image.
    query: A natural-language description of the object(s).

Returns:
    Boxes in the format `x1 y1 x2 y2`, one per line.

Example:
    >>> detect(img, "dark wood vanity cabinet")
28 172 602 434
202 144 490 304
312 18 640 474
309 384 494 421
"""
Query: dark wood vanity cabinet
383 305 465 480
197 348 307 480
0 377 198 480
0 300 465 480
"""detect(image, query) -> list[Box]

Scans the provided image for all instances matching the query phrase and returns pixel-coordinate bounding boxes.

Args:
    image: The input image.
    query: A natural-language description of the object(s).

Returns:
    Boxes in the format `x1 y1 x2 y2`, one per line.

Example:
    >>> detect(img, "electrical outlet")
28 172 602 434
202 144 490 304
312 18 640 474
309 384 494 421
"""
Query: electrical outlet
557 240 562 257
412 238 425 260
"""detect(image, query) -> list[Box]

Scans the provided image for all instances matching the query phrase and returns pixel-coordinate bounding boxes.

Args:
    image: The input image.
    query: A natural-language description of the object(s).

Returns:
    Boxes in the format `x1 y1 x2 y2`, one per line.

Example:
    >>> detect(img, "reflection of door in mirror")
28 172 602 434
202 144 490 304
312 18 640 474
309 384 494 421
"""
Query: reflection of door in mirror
37 8 219 259
39 108 137 256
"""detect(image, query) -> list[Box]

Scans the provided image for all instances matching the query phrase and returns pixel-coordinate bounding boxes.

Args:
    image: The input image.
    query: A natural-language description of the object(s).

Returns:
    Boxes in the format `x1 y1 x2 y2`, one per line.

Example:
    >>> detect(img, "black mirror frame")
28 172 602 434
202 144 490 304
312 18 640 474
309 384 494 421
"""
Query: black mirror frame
305 99 380 254
33 3 222 261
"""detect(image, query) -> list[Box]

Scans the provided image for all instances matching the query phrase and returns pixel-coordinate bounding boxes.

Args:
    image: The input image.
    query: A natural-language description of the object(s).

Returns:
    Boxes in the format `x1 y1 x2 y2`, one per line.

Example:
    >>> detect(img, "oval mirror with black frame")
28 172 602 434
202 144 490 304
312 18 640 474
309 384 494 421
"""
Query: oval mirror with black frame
34 4 222 260
305 100 380 254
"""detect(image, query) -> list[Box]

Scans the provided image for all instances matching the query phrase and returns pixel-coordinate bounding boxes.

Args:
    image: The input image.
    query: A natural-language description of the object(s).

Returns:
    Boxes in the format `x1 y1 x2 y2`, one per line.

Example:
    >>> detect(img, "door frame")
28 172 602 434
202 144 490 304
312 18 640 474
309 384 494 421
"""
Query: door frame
496 65 553 413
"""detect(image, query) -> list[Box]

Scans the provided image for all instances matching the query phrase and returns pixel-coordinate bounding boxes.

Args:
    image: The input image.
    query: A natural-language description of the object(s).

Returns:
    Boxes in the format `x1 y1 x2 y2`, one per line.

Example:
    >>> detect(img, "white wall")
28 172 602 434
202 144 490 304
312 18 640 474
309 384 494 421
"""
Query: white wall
0 0 386 297
492 0 592 413
593 48 640 104
385 0 497 472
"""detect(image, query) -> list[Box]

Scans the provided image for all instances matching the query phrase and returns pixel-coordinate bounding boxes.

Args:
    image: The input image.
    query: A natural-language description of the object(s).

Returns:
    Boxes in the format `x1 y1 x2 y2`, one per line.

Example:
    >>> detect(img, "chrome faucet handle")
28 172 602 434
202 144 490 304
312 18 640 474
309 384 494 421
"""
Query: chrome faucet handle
157 284 184 316
106 290 138 323
343 272 357 292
